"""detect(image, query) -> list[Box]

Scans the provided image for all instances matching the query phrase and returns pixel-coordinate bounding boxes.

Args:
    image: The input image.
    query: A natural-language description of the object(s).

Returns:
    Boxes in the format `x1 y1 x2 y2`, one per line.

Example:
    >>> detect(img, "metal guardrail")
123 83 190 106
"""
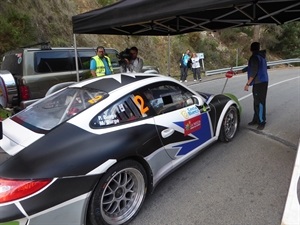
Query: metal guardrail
205 58 300 76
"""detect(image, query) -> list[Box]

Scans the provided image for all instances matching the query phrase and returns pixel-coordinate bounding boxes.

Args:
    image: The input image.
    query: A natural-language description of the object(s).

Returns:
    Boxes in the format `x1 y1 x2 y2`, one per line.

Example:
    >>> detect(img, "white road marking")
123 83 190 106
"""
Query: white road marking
238 76 300 101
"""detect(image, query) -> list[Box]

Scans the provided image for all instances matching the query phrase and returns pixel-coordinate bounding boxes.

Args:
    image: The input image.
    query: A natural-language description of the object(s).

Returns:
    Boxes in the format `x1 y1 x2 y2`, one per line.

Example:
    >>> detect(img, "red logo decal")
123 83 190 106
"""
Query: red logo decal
184 115 201 136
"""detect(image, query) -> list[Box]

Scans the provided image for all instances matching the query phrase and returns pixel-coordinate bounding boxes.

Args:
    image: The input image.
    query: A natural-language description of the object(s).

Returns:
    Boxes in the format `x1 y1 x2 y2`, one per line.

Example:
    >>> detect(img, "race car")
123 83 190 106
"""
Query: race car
0 73 241 225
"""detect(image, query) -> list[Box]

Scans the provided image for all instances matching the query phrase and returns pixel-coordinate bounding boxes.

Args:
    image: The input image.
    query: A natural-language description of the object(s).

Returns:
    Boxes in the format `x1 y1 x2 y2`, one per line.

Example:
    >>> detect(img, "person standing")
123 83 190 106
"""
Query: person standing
238 42 269 130
120 46 144 73
129 46 143 73
179 49 190 82
90 46 113 77
191 53 201 81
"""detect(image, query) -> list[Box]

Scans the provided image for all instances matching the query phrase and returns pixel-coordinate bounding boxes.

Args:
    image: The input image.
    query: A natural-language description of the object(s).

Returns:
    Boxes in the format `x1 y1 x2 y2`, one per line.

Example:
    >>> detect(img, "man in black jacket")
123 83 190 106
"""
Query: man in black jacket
237 42 269 130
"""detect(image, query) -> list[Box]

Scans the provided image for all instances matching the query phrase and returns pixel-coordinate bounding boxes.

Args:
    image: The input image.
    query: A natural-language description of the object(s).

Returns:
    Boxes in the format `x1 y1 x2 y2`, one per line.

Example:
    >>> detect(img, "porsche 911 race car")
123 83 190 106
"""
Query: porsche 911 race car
0 73 241 225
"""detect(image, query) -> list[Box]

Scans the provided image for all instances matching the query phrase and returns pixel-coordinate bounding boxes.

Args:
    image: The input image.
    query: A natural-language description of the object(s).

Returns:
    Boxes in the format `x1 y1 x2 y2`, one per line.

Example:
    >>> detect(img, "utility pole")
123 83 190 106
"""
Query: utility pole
236 48 239 67
253 25 260 41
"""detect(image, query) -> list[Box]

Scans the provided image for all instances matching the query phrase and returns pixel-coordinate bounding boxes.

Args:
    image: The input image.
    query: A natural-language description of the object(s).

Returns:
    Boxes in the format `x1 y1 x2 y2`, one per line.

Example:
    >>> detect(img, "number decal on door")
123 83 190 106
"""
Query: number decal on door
134 95 149 114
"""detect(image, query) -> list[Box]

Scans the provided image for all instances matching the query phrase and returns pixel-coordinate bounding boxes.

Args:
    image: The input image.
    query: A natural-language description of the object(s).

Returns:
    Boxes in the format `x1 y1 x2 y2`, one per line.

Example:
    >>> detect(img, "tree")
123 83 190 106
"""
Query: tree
270 22 300 58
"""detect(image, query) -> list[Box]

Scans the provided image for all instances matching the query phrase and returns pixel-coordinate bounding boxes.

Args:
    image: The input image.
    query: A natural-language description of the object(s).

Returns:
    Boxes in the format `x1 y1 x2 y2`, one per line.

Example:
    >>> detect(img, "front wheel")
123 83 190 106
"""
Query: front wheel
88 160 147 225
219 105 239 142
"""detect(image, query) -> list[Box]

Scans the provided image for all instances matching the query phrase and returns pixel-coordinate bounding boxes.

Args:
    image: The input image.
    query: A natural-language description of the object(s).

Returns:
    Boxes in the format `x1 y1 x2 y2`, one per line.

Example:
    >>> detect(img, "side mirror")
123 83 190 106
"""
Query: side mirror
191 95 204 106
186 98 194 106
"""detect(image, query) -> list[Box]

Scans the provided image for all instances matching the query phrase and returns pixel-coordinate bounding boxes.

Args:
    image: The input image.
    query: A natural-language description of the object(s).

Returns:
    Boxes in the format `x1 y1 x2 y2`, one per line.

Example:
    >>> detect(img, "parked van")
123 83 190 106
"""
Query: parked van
0 44 159 113
0 46 117 112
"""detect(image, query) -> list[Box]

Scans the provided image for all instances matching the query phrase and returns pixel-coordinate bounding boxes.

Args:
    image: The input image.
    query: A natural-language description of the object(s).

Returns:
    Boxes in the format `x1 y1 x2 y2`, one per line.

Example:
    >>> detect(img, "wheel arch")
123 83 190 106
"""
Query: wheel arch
125 155 154 194
215 101 240 139
88 155 154 196
85 156 152 225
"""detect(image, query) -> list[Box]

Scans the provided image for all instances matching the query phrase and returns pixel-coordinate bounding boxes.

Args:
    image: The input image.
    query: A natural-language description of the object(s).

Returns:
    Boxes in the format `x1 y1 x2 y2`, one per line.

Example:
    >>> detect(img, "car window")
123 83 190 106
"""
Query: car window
35 51 72 73
105 49 119 68
12 87 108 132
74 48 119 70
142 82 194 115
91 91 152 128
76 49 95 70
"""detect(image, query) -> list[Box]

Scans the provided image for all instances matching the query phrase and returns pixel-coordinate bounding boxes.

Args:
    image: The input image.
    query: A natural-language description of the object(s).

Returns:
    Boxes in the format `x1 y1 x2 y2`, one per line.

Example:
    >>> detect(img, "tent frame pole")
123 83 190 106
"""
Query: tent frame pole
73 34 80 82
168 34 170 76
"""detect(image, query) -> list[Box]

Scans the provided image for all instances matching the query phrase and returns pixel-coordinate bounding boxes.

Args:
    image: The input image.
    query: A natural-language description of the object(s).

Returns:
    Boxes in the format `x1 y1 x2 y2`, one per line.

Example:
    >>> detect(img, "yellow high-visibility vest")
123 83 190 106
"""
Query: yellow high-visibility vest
92 56 113 76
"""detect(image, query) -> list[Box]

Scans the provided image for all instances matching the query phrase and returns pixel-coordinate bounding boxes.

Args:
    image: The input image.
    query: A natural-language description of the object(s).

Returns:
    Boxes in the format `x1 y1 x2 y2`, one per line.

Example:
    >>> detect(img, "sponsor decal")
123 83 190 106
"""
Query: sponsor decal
187 105 200 117
184 115 201 135
181 110 189 119
88 95 103 104
181 105 200 119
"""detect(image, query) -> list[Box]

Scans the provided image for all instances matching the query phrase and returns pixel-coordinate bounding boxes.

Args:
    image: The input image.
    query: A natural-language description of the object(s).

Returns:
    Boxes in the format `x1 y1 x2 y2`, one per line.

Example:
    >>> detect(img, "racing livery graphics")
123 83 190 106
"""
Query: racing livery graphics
0 73 241 225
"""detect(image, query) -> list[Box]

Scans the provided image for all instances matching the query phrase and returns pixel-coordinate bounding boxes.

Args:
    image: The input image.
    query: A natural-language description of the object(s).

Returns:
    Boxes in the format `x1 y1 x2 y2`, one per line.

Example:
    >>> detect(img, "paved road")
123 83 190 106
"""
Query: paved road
131 67 299 225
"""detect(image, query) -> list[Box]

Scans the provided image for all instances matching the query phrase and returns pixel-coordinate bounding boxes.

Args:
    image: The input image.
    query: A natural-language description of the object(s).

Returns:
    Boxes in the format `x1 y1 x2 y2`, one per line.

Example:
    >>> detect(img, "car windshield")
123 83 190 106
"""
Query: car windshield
12 87 108 132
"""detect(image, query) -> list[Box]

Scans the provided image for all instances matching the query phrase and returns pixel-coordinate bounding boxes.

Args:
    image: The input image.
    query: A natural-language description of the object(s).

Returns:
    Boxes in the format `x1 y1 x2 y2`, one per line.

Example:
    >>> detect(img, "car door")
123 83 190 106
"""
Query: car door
142 82 213 163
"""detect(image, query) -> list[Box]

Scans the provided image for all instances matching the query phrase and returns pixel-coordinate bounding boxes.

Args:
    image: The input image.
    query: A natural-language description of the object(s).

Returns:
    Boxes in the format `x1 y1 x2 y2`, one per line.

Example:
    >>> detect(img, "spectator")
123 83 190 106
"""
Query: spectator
179 49 190 82
237 42 269 130
129 46 143 73
120 46 144 73
90 46 113 77
191 53 201 81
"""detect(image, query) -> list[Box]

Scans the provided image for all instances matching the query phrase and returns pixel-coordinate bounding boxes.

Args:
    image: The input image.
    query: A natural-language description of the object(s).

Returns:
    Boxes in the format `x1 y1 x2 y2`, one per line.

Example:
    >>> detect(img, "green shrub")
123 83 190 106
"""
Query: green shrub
0 7 35 55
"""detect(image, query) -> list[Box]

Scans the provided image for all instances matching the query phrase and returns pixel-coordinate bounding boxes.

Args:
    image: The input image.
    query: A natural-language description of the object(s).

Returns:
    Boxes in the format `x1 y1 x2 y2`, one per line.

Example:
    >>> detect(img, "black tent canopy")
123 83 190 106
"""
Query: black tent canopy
71 0 300 80
72 0 300 36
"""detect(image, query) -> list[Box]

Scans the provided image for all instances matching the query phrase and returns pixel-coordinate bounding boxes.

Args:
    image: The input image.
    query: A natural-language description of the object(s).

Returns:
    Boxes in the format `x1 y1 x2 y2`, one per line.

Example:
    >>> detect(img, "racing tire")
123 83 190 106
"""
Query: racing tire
219 105 239 142
88 160 147 225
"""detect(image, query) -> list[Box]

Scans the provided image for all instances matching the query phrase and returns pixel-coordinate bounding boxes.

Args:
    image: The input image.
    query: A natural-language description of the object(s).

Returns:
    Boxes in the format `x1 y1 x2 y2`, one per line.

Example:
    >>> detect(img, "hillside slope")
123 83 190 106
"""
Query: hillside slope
0 0 292 76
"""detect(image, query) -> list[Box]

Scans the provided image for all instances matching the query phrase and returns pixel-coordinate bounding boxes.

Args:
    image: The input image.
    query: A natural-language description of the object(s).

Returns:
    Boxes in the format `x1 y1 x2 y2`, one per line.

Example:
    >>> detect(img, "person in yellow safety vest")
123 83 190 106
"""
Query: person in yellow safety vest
90 46 113 77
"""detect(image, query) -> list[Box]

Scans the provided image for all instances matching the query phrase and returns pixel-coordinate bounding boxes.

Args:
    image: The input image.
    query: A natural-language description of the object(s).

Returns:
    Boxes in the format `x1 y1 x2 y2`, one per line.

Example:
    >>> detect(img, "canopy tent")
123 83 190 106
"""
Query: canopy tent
71 0 300 80
72 0 300 36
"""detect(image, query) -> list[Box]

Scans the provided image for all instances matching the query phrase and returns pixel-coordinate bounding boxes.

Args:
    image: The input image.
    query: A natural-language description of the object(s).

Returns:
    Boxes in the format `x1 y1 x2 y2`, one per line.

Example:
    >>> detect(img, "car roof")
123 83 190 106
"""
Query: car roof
70 73 175 93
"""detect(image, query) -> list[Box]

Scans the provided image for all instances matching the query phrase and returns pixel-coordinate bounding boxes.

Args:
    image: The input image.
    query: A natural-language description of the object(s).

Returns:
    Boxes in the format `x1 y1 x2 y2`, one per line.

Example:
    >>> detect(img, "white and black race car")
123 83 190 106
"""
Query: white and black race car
0 73 241 225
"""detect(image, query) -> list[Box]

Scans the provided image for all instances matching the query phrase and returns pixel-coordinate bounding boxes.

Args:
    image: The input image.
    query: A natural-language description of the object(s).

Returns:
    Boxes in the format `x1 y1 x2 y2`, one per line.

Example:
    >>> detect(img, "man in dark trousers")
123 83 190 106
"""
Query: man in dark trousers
238 42 269 130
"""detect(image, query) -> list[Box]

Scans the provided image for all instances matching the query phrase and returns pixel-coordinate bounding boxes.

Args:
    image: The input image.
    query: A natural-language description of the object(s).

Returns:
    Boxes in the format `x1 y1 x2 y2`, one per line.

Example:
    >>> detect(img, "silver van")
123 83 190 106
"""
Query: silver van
0 46 119 112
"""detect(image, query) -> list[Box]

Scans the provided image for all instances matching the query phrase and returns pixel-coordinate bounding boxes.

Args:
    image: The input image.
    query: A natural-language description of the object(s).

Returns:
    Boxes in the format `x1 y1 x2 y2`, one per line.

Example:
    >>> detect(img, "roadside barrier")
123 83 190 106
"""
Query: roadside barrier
205 58 300 76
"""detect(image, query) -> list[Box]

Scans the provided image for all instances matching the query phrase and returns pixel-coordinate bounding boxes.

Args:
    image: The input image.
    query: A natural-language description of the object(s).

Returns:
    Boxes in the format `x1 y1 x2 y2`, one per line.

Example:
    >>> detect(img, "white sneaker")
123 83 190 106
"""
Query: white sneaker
184 80 187 82
194 79 196 81
180 80 183 82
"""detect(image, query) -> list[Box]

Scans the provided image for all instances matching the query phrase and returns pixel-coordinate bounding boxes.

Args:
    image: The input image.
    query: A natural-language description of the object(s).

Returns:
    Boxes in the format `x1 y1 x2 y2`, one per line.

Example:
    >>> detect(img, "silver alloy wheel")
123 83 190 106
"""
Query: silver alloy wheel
223 106 238 140
100 167 146 224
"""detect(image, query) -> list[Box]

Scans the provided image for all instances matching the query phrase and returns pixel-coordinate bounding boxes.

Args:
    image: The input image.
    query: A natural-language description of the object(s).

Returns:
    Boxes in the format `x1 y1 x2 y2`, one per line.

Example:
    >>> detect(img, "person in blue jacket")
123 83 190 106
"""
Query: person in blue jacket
179 49 190 82
239 42 269 130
